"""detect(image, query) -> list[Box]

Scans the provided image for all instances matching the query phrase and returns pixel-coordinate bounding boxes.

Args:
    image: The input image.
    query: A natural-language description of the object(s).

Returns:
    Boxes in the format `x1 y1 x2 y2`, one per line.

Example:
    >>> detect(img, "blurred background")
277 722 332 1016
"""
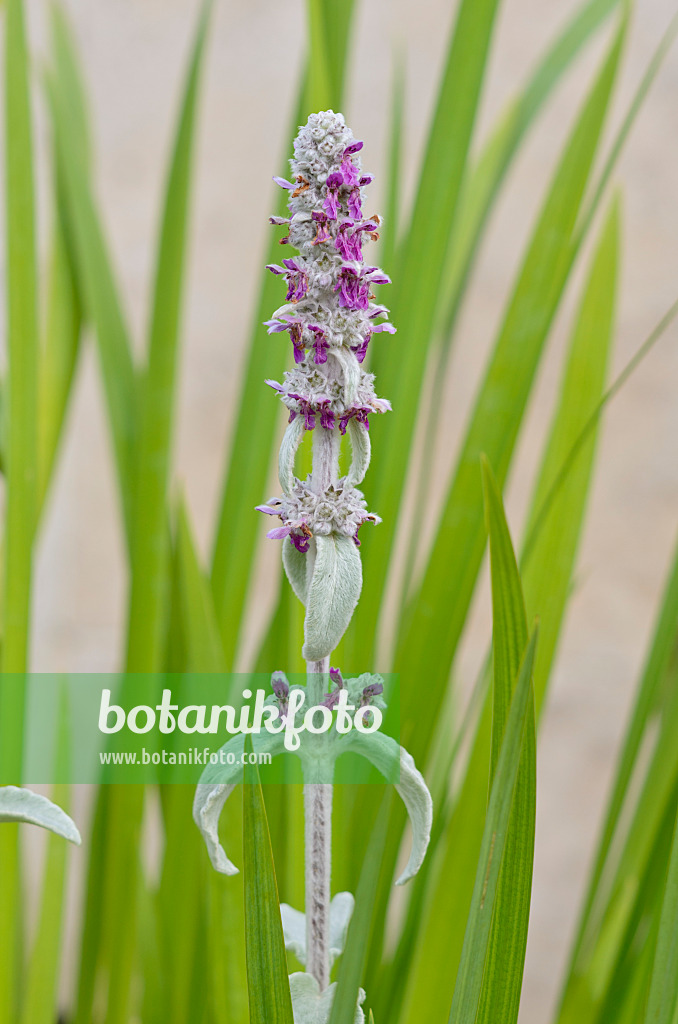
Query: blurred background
6 0 677 1020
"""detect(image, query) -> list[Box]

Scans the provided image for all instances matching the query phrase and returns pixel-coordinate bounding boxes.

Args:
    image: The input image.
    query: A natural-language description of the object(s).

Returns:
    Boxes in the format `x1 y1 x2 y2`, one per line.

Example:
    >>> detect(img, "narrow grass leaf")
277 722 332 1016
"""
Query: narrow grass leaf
521 196 620 709
329 793 393 1024
177 498 226 672
125 0 211 672
0 3 38 1018
20 691 74 1024
448 630 537 1024
396 20 625 762
46 75 137 535
561 521 678 988
37 212 82 513
558 666 678 1022
347 0 503 666
476 458 535 1024
437 0 621 349
644 813 678 1024
243 755 294 1024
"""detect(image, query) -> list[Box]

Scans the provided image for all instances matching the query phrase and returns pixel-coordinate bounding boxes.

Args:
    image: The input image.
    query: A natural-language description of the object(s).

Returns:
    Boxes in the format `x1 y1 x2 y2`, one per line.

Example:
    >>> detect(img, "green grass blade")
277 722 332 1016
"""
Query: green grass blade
437 0 621 349
37 213 82 515
0 3 38 1018
396 19 625 762
305 0 333 111
521 195 620 709
177 499 227 672
243 757 294 1024
2 0 38 676
47 8 137 538
558 666 678 1022
447 630 537 1024
346 0 503 666
20 691 73 1024
557 532 678 1011
320 0 356 104
399 0 622 615
380 55 405 274
125 0 211 672
644 813 678 1024
328 793 393 1024
476 459 534 1024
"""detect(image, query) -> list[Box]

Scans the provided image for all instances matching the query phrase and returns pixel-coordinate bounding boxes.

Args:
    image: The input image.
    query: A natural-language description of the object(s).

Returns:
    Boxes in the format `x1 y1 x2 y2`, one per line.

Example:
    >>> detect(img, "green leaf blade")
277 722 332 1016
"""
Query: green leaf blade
476 458 534 1024
243 759 294 1024
448 630 537 1024
396 17 626 763
125 0 211 672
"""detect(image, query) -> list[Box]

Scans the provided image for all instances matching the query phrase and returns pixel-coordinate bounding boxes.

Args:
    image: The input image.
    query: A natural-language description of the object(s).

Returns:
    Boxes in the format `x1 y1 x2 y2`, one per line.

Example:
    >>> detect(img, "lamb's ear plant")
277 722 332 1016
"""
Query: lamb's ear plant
3 0 678 1020
194 111 433 1021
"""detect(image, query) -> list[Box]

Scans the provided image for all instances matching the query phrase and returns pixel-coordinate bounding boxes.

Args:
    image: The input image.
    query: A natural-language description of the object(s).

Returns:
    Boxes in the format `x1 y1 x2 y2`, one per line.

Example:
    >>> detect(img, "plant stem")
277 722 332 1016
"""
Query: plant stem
303 422 338 988
303 721 332 989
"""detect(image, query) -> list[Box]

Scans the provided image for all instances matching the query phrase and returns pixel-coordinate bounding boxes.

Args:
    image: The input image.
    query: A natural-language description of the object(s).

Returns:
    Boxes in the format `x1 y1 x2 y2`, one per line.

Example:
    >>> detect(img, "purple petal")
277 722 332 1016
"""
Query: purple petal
256 504 281 516
265 264 286 276
344 141 363 156
273 176 295 189
269 216 290 225
267 526 293 540
263 318 291 333
371 322 397 334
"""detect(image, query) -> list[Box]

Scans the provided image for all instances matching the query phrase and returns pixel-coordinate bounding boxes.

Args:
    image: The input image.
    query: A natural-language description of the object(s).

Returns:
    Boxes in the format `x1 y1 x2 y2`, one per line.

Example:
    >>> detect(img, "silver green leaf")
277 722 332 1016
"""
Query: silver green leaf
279 414 306 494
0 786 81 845
302 534 362 662
346 418 370 487
283 535 311 605
281 891 355 968
343 732 432 884
193 731 285 875
289 972 365 1024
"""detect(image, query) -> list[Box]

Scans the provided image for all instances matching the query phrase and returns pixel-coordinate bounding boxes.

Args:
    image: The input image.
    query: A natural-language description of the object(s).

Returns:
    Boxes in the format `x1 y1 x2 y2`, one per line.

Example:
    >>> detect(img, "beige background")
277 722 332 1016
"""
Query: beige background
11 0 678 1020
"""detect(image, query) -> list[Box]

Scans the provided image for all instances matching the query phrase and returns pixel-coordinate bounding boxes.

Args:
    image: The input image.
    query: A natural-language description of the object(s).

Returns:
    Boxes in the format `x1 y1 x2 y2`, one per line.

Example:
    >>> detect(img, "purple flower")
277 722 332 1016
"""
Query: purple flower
335 265 368 310
264 315 306 363
257 502 312 552
289 532 310 553
273 176 295 190
311 210 332 245
360 681 384 707
269 215 290 225
348 188 362 220
282 258 308 302
319 401 335 429
341 156 360 189
324 172 344 220
351 317 396 363
298 400 317 430
343 141 363 157
335 220 358 261
329 666 344 687
272 672 290 701
308 325 330 365
336 264 391 311
352 336 370 363
321 666 346 710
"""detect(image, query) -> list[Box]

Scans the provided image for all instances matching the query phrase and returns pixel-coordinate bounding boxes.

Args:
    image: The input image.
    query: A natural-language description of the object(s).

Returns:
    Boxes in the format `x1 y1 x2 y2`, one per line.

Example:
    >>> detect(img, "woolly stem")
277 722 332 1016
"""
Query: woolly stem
303 699 332 989
303 420 338 988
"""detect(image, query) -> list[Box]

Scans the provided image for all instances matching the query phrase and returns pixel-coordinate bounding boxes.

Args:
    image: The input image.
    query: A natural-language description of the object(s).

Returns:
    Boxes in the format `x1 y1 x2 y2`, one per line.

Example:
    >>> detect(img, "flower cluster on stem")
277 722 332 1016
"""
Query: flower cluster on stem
258 110 394 575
